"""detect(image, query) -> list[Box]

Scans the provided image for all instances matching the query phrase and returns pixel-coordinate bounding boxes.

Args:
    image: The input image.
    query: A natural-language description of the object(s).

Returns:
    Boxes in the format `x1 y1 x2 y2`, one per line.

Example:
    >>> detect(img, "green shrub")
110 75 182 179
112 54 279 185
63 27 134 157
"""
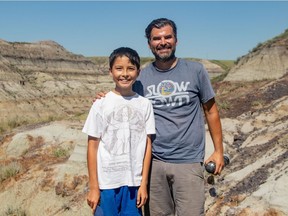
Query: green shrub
217 100 230 110
53 147 69 158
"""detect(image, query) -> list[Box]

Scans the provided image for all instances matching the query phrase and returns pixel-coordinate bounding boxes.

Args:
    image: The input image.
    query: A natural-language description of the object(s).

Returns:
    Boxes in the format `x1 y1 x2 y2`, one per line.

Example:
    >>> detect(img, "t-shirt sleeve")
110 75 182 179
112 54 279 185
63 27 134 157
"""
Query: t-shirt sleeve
82 102 103 138
145 100 156 135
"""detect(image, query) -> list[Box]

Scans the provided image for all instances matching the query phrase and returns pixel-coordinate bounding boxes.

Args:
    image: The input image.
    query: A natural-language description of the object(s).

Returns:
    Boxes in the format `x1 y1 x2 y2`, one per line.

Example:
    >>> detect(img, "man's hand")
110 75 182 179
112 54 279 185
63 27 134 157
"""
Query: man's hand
204 152 225 175
93 91 108 103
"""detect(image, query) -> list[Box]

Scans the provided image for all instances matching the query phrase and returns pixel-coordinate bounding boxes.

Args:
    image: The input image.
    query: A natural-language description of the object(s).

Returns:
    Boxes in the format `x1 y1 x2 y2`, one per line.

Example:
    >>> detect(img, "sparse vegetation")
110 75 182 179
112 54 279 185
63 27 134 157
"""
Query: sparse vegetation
88 56 108 65
216 100 230 111
185 57 202 62
235 56 243 65
271 28 288 41
5 207 27 216
210 60 235 72
235 28 288 66
0 162 22 182
250 42 263 53
211 71 229 83
61 204 71 211
0 114 64 136
7 117 27 130
208 59 235 83
89 56 155 68
251 100 265 108
53 147 70 158
71 112 88 121
248 28 288 56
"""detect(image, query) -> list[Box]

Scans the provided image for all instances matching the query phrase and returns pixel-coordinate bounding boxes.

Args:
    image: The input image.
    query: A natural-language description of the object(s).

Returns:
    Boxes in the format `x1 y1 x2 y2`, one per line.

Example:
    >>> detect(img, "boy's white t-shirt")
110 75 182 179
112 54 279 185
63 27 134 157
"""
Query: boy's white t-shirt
82 91 155 189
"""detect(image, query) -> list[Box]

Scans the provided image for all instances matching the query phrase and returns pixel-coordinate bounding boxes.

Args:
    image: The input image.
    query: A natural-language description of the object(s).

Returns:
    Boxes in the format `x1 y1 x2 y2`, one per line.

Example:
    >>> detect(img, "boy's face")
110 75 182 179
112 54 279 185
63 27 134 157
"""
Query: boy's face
110 56 139 95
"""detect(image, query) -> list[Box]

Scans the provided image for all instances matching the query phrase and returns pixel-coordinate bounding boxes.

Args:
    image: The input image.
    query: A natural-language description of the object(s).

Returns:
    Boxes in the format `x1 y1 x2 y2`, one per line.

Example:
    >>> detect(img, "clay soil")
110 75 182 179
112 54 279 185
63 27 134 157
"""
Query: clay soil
214 73 288 118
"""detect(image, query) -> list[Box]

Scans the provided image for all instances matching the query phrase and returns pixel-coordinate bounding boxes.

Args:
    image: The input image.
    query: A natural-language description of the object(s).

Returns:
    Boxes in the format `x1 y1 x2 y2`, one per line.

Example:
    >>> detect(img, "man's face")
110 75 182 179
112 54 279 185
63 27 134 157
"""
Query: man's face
148 25 177 62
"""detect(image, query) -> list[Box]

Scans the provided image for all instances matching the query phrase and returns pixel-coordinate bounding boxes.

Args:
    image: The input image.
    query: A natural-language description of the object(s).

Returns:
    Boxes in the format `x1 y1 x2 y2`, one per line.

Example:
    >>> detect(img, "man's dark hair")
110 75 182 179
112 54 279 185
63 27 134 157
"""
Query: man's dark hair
109 47 140 70
145 18 177 42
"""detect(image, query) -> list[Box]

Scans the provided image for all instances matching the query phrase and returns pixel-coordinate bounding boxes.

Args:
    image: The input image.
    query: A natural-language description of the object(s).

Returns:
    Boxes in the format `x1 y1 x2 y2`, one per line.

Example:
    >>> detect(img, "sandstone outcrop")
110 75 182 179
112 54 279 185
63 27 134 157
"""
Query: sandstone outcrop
205 74 288 215
225 29 288 81
0 39 113 134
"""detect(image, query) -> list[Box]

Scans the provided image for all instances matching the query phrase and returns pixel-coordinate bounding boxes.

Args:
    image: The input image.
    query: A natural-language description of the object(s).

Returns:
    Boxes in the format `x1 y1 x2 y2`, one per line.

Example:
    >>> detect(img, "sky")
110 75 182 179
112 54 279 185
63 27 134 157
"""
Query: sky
0 1 288 60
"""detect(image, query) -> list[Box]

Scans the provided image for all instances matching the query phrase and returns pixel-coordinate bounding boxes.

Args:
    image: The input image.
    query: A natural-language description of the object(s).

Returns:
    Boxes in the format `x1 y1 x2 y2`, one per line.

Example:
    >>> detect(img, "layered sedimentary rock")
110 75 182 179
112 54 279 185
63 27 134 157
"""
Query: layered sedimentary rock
0 39 113 133
225 31 288 81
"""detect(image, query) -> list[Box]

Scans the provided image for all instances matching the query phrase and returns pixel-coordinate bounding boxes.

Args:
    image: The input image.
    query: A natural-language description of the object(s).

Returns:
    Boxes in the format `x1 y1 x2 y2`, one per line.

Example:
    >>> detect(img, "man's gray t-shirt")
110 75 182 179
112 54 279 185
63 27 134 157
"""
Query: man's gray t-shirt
133 58 215 163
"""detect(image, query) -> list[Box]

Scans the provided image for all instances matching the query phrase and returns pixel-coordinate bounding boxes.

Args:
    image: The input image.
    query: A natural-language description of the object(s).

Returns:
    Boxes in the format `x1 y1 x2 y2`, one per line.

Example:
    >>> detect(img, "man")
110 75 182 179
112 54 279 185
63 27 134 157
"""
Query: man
133 18 224 216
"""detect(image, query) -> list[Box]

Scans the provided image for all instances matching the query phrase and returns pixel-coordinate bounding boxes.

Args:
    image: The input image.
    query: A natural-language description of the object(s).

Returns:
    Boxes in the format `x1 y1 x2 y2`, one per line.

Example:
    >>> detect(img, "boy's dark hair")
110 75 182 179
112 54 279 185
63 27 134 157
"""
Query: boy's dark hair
109 47 140 70
145 18 177 42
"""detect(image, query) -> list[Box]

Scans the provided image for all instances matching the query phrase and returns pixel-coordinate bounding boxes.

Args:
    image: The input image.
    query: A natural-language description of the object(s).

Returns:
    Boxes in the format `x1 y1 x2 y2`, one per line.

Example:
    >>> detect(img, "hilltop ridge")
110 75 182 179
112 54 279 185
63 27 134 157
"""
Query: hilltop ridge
225 29 288 81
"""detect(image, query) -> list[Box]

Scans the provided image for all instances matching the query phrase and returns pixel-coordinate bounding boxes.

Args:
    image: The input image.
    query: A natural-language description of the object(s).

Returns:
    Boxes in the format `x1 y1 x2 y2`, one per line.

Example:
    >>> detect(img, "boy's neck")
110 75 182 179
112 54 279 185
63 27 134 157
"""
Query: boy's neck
112 88 135 97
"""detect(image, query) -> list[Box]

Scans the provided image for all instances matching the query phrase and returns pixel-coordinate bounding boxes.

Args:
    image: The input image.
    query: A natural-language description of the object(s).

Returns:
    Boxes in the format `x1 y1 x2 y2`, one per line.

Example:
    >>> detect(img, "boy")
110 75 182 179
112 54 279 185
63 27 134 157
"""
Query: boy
82 47 155 215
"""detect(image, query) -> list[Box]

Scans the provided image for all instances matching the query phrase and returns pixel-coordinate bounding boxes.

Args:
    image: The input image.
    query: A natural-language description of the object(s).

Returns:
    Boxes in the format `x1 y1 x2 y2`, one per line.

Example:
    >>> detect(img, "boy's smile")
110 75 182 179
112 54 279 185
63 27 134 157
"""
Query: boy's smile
110 56 139 96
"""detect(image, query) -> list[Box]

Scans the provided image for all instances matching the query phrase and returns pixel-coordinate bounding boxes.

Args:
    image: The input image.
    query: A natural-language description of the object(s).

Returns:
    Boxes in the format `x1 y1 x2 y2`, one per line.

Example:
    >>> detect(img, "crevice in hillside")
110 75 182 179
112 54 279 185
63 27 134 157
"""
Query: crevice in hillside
224 149 288 203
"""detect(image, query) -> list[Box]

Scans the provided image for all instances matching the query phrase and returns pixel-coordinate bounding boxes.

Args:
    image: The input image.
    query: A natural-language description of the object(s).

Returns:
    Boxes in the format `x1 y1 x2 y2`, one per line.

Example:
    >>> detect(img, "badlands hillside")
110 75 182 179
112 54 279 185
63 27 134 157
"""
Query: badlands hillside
0 39 115 136
0 29 287 216
0 39 224 135
225 29 288 81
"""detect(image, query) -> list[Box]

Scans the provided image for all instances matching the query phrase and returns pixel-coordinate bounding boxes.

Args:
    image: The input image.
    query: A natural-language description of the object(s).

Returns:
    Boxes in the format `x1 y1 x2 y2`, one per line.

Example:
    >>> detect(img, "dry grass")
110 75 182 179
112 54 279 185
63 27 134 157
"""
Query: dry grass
0 161 22 182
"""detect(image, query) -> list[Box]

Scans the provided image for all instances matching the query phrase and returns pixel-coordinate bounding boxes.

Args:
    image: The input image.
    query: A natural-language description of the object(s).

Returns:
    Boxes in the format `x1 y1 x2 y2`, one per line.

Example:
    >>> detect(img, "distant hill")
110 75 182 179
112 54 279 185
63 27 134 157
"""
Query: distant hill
0 39 228 135
225 29 288 81
88 56 229 79
0 39 113 134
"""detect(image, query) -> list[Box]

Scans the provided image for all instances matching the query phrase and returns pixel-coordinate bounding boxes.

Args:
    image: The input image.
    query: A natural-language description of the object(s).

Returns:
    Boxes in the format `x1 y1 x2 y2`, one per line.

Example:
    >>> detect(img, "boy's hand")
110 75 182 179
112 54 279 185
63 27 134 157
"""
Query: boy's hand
93 91 108 103
137 185 148 208
87 188 100 213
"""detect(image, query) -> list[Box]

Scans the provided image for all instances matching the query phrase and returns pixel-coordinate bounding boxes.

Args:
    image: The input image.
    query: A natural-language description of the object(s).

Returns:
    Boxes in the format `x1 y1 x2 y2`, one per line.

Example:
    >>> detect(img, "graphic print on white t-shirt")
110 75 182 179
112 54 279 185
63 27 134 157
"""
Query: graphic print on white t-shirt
102 103 145 156
83 91 155 188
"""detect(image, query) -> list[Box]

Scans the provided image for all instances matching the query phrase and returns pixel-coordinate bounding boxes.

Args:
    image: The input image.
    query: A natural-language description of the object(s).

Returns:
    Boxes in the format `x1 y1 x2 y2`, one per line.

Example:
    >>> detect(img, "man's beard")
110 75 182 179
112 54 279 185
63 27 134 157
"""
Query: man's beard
153 48 176 62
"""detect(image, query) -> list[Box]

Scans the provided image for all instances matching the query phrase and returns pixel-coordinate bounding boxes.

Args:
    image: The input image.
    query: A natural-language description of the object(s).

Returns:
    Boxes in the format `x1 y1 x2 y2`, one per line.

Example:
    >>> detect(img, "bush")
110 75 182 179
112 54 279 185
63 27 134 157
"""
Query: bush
53 147 69 158
5 206 27 216
0 162 22 182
